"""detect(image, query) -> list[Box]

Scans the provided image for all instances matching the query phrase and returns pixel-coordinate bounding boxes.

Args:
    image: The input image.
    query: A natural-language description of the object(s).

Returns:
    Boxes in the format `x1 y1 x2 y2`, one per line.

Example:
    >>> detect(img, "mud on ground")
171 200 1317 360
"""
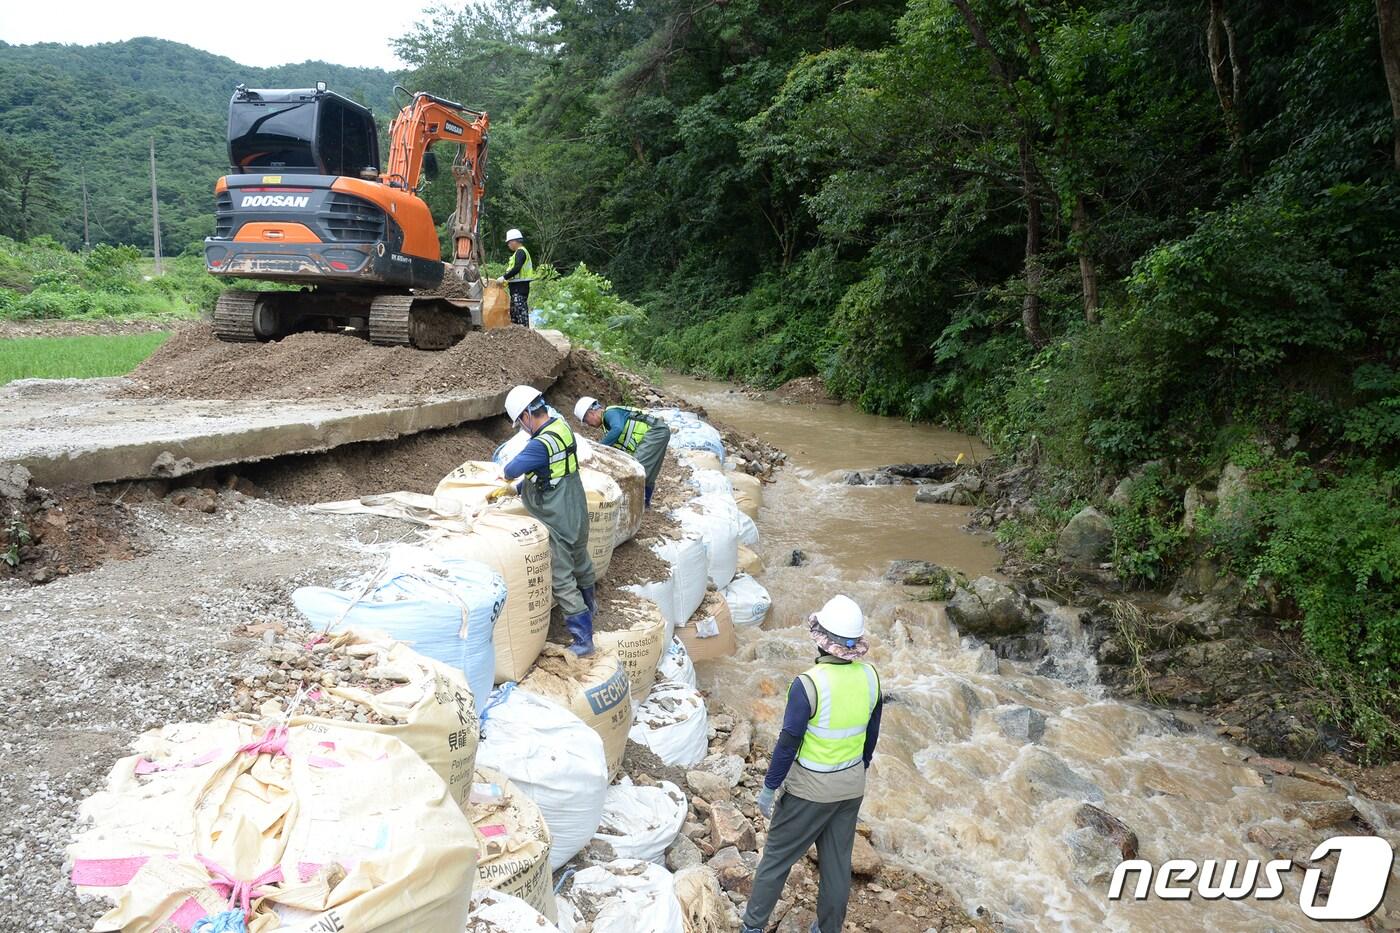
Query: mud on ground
0 479 141 585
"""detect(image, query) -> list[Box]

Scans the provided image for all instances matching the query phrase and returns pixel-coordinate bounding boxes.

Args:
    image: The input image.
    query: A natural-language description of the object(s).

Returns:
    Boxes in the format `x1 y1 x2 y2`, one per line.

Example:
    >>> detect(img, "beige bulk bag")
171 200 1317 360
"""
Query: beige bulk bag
592 597 667 698
681 450 723 473
728 472 763 520
435 460 525 516
582 468 622 579
736 544 765 577
482 280 511 329
430 511 553 683
518 644 633 778
68 719 477 932
583 442 647 545
469 766 557 921
243 631 481 812
676 591 738 662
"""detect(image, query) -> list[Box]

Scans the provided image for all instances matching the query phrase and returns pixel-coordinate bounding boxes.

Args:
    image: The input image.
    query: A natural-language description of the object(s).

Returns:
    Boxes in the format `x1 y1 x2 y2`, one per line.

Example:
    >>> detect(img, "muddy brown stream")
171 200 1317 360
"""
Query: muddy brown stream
662 374 1392 932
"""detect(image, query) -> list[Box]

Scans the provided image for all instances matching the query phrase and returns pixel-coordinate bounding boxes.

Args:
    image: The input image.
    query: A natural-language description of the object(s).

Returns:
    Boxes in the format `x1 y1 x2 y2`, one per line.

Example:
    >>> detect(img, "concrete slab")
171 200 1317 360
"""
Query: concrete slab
1 333 571 487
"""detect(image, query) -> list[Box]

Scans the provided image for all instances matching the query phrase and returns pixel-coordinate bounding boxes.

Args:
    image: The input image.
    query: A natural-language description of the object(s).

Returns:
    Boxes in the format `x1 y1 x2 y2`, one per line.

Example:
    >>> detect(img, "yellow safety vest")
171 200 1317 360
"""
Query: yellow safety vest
534 417 579 486
605 405 652 454
514 245 535 280
795 661 880 773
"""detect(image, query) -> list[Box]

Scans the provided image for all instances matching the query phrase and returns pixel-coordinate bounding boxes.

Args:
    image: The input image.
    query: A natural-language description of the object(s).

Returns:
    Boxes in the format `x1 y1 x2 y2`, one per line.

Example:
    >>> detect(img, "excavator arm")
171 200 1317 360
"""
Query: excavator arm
384 91 490 271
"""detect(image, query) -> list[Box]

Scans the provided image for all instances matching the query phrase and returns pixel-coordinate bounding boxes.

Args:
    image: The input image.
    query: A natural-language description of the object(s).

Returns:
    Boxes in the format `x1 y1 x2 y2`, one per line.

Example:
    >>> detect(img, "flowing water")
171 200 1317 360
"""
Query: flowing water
663 374 1398 933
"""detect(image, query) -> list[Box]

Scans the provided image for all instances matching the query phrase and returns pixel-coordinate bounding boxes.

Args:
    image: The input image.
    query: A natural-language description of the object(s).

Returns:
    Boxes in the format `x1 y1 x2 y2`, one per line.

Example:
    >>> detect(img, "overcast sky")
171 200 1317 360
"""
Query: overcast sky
0 0 434 69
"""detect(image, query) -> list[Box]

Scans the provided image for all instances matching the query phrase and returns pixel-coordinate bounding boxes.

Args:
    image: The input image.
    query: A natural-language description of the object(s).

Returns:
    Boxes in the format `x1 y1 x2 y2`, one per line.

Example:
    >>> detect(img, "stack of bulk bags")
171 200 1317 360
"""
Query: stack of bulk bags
555 859 684 933
592 595 669 699
582 442 647 546
477 686 609 871
592 779 687 864
652 408 725 462
582 469 623 578
291 546 505 710
468 766 556 921
257 631 481 811
675 591 738 662
628 680 710 768
429 511 552 684
624 536 708 631
68 719 477 931
518 645 633 778
728 472 763 520
674 494 741 589
722 573 772 628
657 637 697 691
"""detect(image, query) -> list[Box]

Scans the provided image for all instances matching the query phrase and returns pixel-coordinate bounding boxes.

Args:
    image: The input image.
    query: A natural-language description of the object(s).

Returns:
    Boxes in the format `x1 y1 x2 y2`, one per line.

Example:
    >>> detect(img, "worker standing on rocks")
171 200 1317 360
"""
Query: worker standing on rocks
741 595 883 933
573 396 671 507
496 228 534 327
492 385 596 655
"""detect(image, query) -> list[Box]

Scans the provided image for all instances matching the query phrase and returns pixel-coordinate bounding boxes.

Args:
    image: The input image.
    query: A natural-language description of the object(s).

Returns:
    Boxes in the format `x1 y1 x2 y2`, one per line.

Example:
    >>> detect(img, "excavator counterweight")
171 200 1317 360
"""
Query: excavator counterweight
203 85 490 349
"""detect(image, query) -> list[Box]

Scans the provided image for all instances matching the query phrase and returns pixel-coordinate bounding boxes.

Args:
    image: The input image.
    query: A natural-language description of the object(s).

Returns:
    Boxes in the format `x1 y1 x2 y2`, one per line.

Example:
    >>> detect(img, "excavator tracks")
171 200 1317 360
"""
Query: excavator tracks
369 293 471 350
211 290 264 342
368 294 415 347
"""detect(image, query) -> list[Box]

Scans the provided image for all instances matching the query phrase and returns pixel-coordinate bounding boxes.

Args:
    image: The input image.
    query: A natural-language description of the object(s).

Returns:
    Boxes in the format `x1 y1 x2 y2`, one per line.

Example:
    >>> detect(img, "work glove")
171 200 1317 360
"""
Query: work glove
485 484 517 503
496 276 506 285
756 786 775 819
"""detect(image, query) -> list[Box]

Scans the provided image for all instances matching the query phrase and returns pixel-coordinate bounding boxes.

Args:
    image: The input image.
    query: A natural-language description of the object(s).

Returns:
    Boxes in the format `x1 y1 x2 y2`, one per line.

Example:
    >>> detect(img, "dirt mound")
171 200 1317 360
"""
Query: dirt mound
1 482 140 585
774 375 836 405
122 323 562 400
552 348 626 408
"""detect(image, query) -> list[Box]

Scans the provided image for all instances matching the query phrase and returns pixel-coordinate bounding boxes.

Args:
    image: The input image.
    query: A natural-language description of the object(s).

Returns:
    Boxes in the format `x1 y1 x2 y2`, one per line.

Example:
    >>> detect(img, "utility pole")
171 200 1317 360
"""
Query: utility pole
149 138 163 275
81 168 91 251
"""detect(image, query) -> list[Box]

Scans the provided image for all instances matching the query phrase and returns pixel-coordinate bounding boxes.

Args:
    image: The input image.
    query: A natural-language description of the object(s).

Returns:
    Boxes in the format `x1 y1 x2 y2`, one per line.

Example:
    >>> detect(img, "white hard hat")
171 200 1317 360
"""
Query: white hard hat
574 396 600 421
505 228 524 243
813 595 865 640
505 384 542 422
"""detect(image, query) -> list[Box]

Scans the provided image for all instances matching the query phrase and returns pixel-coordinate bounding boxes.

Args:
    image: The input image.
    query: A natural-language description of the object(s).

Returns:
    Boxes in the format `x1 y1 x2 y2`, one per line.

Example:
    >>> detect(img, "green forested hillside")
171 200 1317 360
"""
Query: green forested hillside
0 38 397 251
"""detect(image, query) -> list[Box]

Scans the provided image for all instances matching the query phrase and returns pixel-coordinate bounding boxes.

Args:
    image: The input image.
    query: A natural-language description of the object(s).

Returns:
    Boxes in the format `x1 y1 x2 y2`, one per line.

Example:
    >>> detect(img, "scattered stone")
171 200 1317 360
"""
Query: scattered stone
724 719 753 758
1073 804 1139 860
697 753 746 788
788 549 809 566
0 463 31 500
666 833 705 872
1057 506 1113 565
709 845 758 894
914 482 975 506
688 769 733 802
995 706 1047 744
1285 799 1358 829
709 801 757 851
884 560 955 594
945 576 1034 637
1019 747 1104 804
1271 775 1349 803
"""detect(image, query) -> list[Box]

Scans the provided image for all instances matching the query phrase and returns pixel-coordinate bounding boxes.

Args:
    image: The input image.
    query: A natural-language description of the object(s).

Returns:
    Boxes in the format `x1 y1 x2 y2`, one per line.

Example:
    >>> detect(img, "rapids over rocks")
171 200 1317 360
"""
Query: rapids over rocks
662 374 1396 932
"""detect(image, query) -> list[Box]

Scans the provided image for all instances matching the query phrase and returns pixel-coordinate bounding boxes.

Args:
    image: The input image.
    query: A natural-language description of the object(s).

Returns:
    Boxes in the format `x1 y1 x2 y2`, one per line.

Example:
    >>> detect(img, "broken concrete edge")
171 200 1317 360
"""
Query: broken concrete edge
10 334 571 489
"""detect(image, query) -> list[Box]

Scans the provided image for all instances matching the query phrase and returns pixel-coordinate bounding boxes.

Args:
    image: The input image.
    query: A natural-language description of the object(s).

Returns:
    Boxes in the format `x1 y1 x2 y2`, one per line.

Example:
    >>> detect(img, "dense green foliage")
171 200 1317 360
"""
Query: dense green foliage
0 39 395 251
0 237 220 321
0 332 170 384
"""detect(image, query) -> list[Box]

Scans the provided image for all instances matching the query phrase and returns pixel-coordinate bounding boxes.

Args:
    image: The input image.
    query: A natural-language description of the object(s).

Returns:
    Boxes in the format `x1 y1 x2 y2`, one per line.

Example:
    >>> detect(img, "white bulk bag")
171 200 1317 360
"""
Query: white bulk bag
722 573 772 627
675 494 741 589
657 637 698 692
625 536 708 628
291 545 505 709
736 511 760 547
467 888 562 933
556 859 684 933
477 686 609 871
593 779 688 864
628 679 709 768
518 645 633 779
687 468 733 500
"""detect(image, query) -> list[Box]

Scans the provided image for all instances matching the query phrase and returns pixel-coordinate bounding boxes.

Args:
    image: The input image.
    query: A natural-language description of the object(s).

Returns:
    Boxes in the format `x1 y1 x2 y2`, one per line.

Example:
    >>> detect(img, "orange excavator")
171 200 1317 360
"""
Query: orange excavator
204 84 491 348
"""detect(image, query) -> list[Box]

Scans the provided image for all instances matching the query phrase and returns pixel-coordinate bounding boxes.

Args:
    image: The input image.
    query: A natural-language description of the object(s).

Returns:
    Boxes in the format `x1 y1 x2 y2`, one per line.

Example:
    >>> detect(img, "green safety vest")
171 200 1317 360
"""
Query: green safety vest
533 416 579 486
605 405 653 454
514 245 535 280
795 661 880 773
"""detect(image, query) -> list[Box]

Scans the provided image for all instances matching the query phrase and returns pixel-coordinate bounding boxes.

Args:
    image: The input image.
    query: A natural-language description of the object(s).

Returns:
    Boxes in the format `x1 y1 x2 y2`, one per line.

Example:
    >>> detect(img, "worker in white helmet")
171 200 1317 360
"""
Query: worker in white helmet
573 396 671 508
496 228 534 327
740 595 882 933
490 385 596 655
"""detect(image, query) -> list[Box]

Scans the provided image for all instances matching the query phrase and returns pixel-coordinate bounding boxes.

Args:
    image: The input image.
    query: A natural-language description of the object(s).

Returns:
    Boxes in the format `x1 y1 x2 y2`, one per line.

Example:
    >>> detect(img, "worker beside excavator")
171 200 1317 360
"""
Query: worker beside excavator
574 396 671 508
491 385 596 655
496 228 534 327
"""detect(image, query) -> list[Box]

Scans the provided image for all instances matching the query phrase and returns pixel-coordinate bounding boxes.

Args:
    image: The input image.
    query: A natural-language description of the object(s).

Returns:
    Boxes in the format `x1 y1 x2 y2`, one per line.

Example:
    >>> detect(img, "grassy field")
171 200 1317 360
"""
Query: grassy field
0 332 169 384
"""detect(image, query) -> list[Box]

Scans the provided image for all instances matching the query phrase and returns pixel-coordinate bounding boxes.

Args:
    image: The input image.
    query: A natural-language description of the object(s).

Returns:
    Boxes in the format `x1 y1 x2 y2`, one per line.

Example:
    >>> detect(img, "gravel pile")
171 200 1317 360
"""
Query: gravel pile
225 627 408 725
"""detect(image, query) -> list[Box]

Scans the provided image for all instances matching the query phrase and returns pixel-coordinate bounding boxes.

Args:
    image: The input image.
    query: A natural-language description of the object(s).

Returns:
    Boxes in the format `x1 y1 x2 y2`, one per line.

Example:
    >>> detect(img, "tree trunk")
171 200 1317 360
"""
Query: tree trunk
1073 195 1099 323
17 166 31 241
1380 0 1400 171
1207 0 1248 169
1020 140 1047 348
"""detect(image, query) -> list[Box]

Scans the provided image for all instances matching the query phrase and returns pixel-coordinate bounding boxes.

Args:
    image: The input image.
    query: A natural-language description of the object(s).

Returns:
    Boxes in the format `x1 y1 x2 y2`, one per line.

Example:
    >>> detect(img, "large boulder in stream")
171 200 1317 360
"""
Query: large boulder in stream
945 576 1034 637
1057 506 1113 566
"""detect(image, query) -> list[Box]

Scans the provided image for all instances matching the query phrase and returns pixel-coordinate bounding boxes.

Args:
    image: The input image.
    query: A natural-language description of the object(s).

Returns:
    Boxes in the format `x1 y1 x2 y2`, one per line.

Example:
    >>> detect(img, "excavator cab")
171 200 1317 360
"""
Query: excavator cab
205 84 490 349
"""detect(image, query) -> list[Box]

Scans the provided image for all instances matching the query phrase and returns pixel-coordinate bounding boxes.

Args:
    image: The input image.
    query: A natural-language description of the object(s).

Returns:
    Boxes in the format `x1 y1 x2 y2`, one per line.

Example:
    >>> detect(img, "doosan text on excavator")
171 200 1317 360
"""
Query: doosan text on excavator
203 83 493 349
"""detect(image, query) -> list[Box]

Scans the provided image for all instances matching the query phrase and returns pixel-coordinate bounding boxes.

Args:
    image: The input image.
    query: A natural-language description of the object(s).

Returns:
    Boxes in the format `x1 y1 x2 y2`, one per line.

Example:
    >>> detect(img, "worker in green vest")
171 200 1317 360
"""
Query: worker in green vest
491 385 596 655
741 595 883 933
573 396 672 507
496 228 534 327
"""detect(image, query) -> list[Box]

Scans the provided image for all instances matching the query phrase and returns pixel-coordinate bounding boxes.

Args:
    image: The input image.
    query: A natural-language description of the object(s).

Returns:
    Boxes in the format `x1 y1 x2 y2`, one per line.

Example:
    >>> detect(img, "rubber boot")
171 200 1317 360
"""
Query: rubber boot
564 610 595 657
581 585 596 616
645 484 655 508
